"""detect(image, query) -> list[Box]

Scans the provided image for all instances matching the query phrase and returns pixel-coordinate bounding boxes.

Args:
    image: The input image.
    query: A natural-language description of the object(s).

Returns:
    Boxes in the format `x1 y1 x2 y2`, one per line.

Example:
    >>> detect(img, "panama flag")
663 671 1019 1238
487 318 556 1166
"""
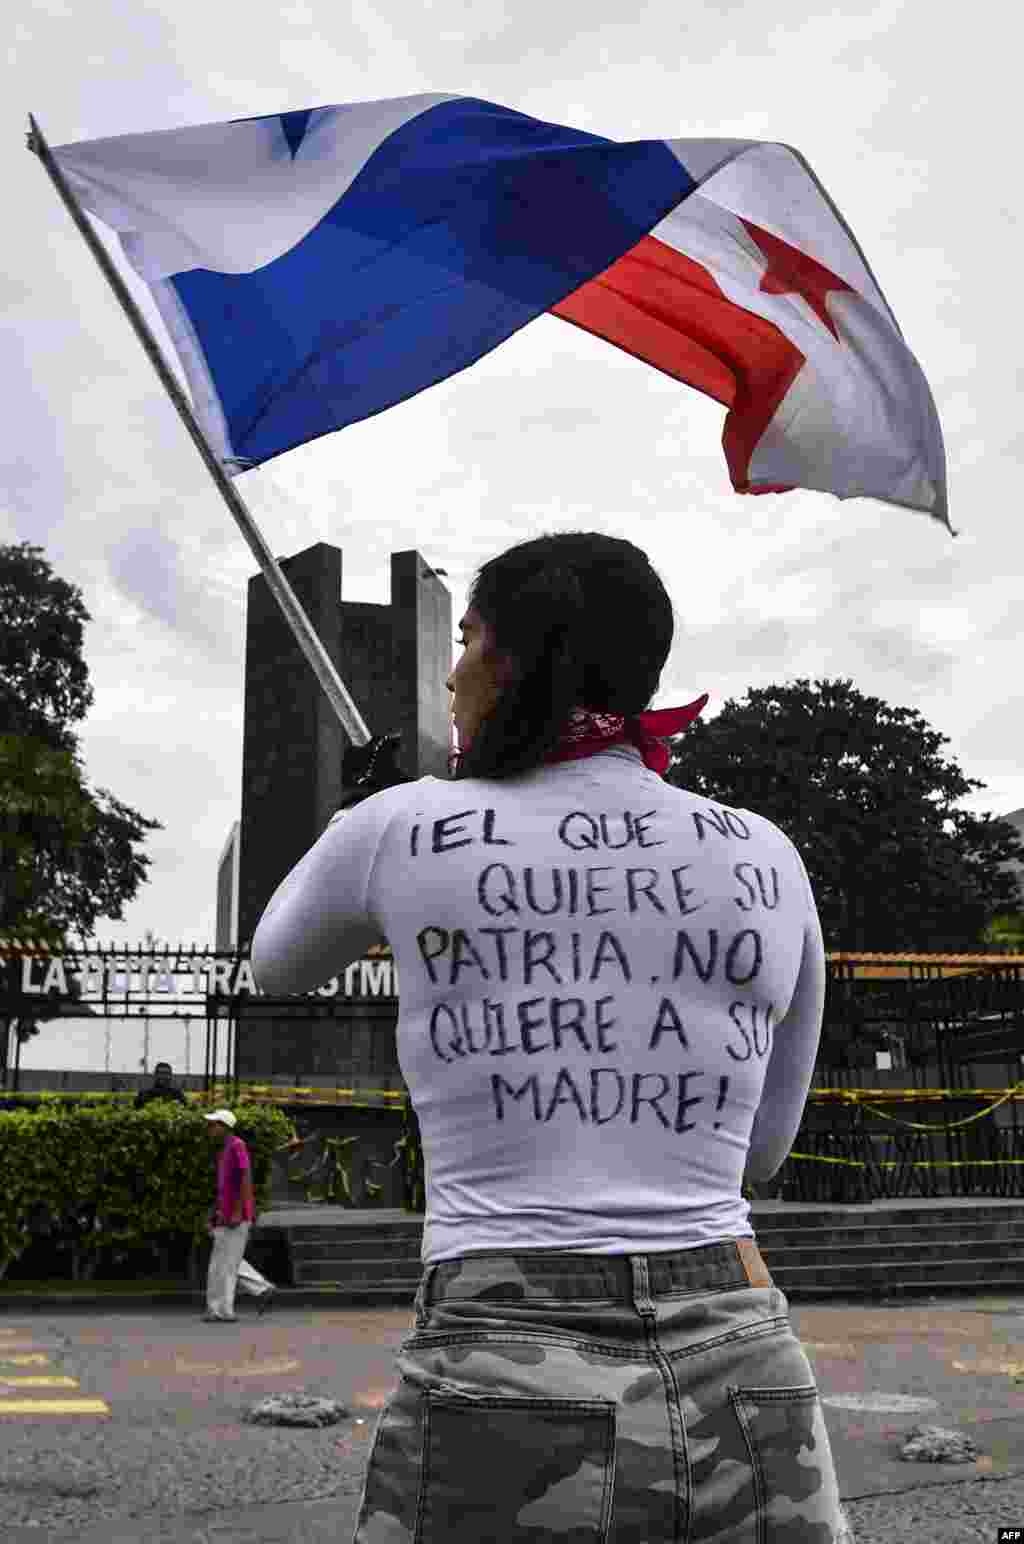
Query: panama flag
50 94 950 530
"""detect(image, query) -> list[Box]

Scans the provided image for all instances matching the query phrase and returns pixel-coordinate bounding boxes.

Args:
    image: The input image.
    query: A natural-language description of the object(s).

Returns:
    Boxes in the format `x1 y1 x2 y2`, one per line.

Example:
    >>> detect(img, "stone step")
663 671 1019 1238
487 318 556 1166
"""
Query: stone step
289 1257 1024 1302
778 1275 1024 1301
293 1240 1024 1288
778 1247 1024 1284
291 1237 422 1261
754 1221 1024 1249
294 1281 420 1306
282 1207 1024 1298
753 1206 1024 1226
288 1219 1024 1262
291 1237 1024 1280
770 1253 1024 1291
765 1235 1024 1267
295 1256 422 1285
284 1205 1024 1241
287 1224 424 1243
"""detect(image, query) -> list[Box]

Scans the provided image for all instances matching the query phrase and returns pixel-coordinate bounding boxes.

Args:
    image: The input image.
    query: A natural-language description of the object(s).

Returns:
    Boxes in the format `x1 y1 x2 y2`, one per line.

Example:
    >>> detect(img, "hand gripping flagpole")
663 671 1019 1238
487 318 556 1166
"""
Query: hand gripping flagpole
26 113 371 750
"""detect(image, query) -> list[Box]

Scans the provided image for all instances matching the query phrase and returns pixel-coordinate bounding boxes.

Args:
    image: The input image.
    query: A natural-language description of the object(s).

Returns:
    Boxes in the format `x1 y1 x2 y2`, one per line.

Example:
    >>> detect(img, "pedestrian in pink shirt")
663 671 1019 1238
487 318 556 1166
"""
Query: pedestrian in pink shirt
203 1109 275 1322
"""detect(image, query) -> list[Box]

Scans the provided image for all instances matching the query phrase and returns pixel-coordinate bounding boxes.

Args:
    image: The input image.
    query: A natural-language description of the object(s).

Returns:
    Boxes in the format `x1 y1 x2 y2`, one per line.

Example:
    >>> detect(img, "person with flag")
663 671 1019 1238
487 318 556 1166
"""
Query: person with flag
250 530 853 1542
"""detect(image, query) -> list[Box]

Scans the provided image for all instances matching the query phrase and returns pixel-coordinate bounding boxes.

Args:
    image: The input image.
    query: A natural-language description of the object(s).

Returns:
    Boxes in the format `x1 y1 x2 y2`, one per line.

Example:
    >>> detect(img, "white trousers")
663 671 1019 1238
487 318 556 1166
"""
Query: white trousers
206 1223 272 1318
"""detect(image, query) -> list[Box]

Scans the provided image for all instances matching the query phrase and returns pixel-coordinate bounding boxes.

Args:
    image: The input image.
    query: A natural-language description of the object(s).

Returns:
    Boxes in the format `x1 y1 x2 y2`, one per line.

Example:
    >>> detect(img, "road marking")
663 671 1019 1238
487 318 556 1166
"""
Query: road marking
0 1333 110 1415
821 1392 938 1413
0 1376 79 1388
952 1357 1024 1377
173 1356 301 1378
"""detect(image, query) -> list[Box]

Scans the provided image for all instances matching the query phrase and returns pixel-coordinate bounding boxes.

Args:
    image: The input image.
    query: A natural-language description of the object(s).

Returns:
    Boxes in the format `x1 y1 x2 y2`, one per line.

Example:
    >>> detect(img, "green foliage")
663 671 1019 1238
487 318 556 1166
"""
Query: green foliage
394 1094 425 1213
0 541 164 957
0 1089 137 1112
978 910 1024 953
285 1095 425 1212
666 677 1024 954
0 1101 295 1281
0 541 95 751
287 1134 379 1205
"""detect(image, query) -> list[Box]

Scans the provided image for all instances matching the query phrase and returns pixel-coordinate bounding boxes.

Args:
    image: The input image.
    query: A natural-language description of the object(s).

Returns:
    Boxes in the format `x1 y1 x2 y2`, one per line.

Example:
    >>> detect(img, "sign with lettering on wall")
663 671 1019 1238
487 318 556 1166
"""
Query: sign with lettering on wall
5 945 397 1005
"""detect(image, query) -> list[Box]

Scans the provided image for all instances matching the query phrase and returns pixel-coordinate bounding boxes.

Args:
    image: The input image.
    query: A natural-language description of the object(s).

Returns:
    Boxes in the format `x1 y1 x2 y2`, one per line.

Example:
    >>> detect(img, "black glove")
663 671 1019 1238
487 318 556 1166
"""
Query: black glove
337 734 415 812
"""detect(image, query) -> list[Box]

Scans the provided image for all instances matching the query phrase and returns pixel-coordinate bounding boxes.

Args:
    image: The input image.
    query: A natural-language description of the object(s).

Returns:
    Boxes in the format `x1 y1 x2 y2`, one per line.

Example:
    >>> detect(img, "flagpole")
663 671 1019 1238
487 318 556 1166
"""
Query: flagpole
26 113 371 749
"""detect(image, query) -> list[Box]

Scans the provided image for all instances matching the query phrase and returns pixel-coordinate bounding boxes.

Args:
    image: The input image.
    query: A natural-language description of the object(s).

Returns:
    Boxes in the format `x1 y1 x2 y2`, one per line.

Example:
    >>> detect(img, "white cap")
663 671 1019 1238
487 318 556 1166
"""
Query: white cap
203 1108 237 1128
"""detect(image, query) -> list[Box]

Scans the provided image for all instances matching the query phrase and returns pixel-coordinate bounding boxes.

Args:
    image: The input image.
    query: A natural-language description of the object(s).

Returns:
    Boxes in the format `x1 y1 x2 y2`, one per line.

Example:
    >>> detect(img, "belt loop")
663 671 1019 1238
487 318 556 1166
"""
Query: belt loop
735 1238 772 1288
415 1263 437 1326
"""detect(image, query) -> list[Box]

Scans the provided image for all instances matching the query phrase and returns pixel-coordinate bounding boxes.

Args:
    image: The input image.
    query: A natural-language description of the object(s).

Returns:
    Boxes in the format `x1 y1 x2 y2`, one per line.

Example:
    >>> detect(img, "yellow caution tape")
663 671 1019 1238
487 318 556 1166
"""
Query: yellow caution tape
200 1081 1024 1135
807 1086 1024 1100
801 1081 1024 1132
204 1083 1024 1104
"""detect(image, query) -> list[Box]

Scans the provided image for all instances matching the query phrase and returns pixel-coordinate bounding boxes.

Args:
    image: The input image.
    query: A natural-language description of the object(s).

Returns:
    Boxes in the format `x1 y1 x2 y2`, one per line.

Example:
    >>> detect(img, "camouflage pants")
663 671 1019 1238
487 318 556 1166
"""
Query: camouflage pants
351 1237 854 1542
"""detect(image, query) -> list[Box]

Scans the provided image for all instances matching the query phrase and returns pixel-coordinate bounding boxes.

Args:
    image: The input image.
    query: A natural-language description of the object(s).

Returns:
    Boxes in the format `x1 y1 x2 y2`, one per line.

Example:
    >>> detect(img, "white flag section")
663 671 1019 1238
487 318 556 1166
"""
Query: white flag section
51 94 951 531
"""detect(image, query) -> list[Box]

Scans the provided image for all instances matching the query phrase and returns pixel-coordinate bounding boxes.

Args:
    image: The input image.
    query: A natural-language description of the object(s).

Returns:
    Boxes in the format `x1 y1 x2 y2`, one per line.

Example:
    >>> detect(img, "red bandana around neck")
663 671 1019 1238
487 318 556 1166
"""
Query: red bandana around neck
545 694 710 776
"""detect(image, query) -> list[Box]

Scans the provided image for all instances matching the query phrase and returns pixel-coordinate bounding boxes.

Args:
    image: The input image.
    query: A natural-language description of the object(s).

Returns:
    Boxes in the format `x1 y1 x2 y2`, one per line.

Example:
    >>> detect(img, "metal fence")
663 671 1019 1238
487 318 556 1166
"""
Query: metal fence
4 944 1024 1202
776 952 1024 1201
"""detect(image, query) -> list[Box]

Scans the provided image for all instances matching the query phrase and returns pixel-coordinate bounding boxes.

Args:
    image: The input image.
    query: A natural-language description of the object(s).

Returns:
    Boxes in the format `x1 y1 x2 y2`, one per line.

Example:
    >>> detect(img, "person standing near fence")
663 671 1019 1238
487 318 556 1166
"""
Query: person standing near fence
135 1061 188 1109
249 532 853 1542
203 1109 275 1322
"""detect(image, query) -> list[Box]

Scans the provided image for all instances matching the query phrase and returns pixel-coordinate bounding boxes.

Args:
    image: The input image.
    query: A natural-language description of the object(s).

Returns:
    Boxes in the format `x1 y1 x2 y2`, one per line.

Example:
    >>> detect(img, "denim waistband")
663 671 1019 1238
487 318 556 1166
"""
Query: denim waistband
418 1237 772 1307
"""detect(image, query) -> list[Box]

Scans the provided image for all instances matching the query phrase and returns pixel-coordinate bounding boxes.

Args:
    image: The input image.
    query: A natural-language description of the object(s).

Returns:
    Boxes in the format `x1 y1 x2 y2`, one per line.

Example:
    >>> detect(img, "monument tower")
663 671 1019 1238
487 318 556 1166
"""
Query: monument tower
222 543 452 1086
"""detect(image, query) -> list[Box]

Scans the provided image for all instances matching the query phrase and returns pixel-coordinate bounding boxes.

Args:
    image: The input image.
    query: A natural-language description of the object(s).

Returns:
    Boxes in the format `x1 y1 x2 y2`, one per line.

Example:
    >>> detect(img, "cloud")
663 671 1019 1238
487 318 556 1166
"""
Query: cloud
2 0 1021 1080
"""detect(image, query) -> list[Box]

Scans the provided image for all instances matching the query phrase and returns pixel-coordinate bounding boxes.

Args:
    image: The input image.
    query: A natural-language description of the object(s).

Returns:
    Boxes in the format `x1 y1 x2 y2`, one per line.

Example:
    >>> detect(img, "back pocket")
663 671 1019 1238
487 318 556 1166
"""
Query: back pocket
417 1384 616 1543
729 1383 851 1542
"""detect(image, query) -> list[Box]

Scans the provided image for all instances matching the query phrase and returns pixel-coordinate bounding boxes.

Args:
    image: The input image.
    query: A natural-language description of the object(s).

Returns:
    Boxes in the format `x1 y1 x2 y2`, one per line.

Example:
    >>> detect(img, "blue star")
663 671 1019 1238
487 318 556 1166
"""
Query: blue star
228 108 317 159
278 110 314 160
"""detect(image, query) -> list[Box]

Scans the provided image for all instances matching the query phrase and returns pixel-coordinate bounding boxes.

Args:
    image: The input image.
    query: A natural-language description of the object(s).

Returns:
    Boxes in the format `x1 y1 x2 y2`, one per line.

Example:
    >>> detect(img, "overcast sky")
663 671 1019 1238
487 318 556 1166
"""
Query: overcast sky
5 0 1021 1073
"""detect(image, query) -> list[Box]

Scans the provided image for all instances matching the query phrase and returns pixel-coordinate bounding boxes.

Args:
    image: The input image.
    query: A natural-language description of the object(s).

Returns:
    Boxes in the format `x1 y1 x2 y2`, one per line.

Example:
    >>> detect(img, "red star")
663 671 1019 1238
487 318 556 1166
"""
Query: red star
739 217 854 341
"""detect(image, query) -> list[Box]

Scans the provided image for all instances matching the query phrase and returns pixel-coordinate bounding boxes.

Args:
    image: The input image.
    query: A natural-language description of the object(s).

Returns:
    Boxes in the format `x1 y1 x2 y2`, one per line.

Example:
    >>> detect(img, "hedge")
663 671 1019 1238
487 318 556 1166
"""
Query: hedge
0 1100 295 1281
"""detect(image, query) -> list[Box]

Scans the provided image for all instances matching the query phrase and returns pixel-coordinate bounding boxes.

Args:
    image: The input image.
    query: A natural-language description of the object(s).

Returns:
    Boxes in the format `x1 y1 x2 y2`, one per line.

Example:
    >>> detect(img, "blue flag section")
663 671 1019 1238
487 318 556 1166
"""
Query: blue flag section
50 93 951 528
173 101 693 468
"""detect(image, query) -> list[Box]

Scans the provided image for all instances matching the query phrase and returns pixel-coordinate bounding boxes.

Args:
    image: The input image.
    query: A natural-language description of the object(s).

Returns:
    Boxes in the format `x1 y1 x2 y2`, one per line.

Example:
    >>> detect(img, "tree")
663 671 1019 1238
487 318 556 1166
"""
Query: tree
1 542 165 1085
978 908 1024 954
665 677 1024 954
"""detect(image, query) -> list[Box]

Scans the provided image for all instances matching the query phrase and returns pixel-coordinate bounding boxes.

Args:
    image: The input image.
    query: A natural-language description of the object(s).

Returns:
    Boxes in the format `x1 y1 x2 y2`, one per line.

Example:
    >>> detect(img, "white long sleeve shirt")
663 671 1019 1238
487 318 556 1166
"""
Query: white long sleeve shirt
251 744 825 1264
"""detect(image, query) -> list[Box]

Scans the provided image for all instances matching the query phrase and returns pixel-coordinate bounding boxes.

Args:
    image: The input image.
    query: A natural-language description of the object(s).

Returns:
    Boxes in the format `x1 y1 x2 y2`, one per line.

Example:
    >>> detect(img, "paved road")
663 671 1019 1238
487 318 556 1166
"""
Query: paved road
1 1291 1023 1542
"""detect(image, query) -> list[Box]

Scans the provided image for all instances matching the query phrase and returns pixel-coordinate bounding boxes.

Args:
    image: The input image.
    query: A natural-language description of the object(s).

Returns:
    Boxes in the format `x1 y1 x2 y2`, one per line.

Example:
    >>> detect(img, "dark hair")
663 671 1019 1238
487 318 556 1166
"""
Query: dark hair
455 531 673 781
154 1062 172 1073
